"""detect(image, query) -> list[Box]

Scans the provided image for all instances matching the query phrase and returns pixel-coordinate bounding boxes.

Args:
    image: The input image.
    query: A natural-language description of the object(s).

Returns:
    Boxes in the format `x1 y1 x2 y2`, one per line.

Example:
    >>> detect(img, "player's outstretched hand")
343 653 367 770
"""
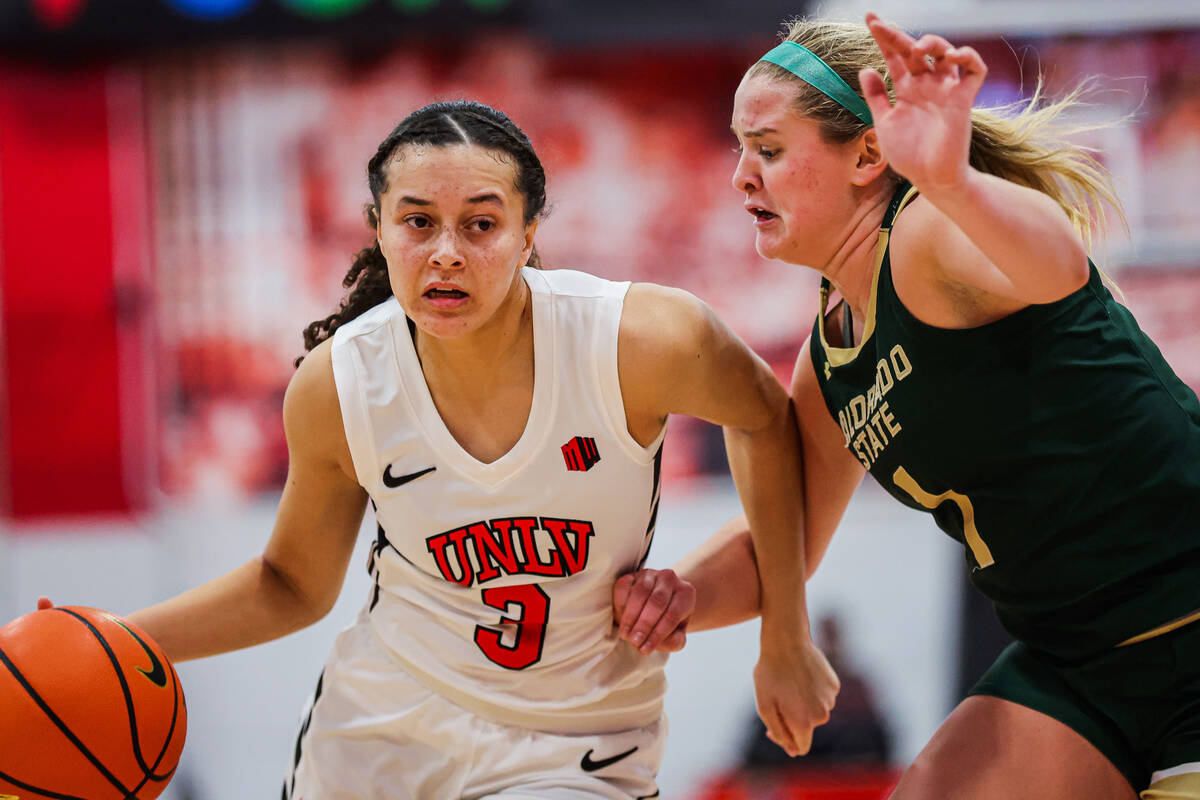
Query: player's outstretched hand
859 11 986 194
753 636 840 757
612 568 695 654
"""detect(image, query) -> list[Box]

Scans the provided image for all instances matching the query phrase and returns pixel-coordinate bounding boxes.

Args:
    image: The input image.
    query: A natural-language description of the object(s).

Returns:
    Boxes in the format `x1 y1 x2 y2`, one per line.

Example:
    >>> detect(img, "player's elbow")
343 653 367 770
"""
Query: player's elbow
257 554 338 629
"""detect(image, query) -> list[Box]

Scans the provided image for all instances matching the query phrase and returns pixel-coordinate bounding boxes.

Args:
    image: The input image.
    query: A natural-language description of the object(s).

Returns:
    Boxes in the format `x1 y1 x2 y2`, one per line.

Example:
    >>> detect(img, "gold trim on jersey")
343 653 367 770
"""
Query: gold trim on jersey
818 186 920 369
1117 606 1200 648
893 466 995 568
1142 769 1200 800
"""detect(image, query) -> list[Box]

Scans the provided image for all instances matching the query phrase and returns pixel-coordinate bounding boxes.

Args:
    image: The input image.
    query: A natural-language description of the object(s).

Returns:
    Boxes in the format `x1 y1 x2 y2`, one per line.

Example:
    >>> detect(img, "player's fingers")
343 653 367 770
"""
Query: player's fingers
627 578 676 650
617 571 657 640
914 33 953 56
916 35 956 77
791 717 815 755
776 699 813 756
946 45 987 90
639 581 694 653
657 627 687 653
865 12 913 61
880 47 910 87
758 698 798 757
36 597 54 611
859 68 891 120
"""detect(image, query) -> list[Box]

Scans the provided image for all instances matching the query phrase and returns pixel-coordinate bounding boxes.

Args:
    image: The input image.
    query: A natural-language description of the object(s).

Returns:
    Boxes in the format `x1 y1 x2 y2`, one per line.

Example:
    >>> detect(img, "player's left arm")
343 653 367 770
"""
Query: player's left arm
616 282 837 757
861 13 1089 306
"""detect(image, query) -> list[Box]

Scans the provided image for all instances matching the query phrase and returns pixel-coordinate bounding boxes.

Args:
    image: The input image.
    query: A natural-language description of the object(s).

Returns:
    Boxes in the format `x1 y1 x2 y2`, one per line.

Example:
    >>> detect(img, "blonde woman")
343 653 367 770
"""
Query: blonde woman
725 13 1200 800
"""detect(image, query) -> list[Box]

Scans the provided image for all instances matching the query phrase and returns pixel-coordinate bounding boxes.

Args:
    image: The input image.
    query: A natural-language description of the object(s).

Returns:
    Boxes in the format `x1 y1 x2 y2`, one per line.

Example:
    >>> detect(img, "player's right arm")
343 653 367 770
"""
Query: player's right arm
665 337 865 631
127 338 368 663
789 336 867 578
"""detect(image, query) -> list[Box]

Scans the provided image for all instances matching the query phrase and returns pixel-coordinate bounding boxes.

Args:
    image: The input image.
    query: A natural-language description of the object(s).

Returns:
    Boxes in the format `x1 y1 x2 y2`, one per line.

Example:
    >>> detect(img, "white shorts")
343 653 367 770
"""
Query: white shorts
283 619 666 800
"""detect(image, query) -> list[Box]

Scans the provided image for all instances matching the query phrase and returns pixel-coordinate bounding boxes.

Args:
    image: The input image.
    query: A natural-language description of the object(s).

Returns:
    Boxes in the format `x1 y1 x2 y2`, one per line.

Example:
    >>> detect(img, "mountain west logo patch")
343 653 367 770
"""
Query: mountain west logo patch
561 436 600 472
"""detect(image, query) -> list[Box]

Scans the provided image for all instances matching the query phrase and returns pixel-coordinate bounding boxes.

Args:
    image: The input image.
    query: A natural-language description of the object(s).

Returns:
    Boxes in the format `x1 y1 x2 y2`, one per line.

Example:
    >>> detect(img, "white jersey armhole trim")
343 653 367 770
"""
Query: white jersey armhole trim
331 329 381 491
598 281 666 465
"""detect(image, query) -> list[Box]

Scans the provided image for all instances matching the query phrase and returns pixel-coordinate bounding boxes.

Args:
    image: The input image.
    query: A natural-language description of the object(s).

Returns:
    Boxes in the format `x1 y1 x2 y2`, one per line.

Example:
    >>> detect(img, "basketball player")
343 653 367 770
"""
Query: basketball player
40 101 836 798
718 13 1200 800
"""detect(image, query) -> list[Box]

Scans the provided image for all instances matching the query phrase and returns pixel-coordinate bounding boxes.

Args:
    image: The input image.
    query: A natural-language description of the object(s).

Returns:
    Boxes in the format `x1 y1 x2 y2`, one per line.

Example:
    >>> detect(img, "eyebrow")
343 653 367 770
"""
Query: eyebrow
397 192 505 207
467 192 504 206
732 126 777 138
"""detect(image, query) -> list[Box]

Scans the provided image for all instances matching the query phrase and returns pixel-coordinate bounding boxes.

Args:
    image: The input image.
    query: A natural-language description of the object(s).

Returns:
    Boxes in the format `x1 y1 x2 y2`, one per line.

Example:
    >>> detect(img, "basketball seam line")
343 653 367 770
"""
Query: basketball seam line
0 645 134 797
0 765 90 800
58 609 180 785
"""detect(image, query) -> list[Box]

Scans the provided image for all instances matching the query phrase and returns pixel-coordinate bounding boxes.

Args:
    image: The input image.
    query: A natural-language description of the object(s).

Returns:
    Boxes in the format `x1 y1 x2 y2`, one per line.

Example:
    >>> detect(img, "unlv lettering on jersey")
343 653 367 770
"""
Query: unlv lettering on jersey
425 516 595 587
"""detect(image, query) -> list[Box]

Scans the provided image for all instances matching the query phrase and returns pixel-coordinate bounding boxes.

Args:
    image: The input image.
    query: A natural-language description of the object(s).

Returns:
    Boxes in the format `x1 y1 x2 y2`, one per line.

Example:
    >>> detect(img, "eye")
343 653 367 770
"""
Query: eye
758 147 779 161
469 218 497 233
404 215 432 229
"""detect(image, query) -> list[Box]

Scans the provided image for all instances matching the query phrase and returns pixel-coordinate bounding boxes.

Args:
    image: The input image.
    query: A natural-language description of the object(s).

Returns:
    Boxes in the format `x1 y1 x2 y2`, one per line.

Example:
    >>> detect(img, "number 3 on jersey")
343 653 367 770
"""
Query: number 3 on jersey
474 584 551 670
893 466 995 569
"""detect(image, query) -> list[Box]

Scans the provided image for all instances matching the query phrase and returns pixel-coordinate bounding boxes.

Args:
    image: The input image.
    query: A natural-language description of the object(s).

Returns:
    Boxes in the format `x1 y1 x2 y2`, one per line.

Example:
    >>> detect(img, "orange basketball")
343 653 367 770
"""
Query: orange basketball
0 606 187 800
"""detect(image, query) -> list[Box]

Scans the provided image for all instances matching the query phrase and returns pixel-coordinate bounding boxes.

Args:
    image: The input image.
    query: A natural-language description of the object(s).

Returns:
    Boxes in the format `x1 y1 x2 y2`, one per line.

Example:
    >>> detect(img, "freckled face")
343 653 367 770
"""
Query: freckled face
376 144 535 340
731 74 857 267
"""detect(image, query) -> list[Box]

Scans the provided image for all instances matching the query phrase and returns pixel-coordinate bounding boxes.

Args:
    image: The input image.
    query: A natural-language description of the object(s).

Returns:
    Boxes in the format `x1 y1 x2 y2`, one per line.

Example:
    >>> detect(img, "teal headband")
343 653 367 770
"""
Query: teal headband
759 41 873 126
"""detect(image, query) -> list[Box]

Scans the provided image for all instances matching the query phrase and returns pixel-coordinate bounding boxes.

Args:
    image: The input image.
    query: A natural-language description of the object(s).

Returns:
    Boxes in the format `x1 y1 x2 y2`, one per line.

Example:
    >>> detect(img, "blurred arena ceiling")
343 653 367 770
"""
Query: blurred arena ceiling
0 0 812 53
1 0 1196 56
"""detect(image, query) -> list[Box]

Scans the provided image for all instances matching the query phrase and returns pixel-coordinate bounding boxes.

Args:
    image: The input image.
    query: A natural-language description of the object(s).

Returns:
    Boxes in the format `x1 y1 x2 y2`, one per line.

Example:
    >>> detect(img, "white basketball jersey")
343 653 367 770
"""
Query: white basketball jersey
330 267 668 735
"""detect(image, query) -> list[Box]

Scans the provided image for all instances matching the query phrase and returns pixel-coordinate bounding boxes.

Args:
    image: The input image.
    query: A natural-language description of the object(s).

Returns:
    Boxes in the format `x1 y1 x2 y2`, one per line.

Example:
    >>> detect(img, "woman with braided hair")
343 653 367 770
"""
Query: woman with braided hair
29 99 836 798
719 12 1200 800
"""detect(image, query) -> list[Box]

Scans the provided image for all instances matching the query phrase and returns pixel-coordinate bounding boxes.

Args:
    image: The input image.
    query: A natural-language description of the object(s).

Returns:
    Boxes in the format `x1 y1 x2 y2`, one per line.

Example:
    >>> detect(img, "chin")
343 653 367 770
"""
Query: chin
411 312 475 341
755 234 786 262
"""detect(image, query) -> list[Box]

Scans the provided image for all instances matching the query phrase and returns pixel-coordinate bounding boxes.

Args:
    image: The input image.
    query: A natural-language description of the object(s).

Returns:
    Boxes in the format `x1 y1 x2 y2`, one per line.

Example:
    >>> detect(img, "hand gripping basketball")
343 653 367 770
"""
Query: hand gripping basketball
0 605 187 800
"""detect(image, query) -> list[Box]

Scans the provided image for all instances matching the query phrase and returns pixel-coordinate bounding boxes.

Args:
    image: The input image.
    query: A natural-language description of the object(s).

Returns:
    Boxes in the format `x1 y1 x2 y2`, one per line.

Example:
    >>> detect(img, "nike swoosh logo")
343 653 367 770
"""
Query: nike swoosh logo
580 745 638 772
107 615 168 688
382 464 436 489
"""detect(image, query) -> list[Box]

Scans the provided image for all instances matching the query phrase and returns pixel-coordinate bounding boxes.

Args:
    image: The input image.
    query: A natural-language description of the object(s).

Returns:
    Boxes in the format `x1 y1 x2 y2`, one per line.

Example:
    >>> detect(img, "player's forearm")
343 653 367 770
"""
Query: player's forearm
127 556 328 663
922 168 1088 301
724 397 812 640
674 514 761 631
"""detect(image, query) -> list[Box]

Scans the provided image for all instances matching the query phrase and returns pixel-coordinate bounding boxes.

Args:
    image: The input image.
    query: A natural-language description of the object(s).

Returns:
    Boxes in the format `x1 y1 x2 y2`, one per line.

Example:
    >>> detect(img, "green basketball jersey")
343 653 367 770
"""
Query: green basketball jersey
812 182 1200 662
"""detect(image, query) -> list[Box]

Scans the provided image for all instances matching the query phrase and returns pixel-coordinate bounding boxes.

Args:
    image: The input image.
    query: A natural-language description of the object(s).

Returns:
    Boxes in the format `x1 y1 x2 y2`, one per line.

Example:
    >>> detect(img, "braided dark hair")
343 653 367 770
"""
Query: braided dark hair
297 100 548 365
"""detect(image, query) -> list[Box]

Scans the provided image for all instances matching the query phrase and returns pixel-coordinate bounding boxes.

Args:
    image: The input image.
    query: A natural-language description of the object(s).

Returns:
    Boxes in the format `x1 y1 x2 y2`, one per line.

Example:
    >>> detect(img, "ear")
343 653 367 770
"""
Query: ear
521 219 539 265
367 204 383 248
850 129 889 187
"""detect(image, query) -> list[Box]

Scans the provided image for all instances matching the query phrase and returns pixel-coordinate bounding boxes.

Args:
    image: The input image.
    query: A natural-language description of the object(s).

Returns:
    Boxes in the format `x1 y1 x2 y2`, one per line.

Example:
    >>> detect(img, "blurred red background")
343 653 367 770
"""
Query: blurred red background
2 17 1198 525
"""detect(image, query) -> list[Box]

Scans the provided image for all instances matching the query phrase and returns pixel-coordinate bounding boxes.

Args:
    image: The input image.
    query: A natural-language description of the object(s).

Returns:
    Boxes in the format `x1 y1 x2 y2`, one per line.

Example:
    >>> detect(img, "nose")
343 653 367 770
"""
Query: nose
429 228 464 270
731 150 762 195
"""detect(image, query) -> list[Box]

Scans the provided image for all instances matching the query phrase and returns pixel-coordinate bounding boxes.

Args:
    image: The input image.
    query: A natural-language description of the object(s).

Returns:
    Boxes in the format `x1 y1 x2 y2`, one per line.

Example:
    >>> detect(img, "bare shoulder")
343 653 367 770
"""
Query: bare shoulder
887 194 955 287
620 282 712 362
617 283 719 445
284 338 354 476
888 196 1030 327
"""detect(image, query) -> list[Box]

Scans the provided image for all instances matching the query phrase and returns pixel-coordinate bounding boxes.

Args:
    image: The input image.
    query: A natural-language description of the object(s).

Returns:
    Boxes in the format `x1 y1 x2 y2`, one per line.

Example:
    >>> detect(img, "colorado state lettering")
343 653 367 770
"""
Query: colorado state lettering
836 344 912 469
425 516 595 587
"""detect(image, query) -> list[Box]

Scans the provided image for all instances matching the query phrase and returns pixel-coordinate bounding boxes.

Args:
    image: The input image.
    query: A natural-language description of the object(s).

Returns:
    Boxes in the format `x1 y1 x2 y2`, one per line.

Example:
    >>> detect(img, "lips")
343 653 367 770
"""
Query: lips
424 288 467 299
421 283 470 309
423 281 468 299
746 204 778 222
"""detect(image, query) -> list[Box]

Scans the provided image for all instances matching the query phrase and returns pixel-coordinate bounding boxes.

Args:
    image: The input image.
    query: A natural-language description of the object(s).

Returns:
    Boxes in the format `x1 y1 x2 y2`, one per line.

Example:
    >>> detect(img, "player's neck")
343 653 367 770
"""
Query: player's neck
820 186 892 322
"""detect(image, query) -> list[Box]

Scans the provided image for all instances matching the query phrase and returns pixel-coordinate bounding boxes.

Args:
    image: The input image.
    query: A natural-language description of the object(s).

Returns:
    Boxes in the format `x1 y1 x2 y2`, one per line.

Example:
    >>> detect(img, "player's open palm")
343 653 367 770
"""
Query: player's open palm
859 12 987 193
754 637 840 756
